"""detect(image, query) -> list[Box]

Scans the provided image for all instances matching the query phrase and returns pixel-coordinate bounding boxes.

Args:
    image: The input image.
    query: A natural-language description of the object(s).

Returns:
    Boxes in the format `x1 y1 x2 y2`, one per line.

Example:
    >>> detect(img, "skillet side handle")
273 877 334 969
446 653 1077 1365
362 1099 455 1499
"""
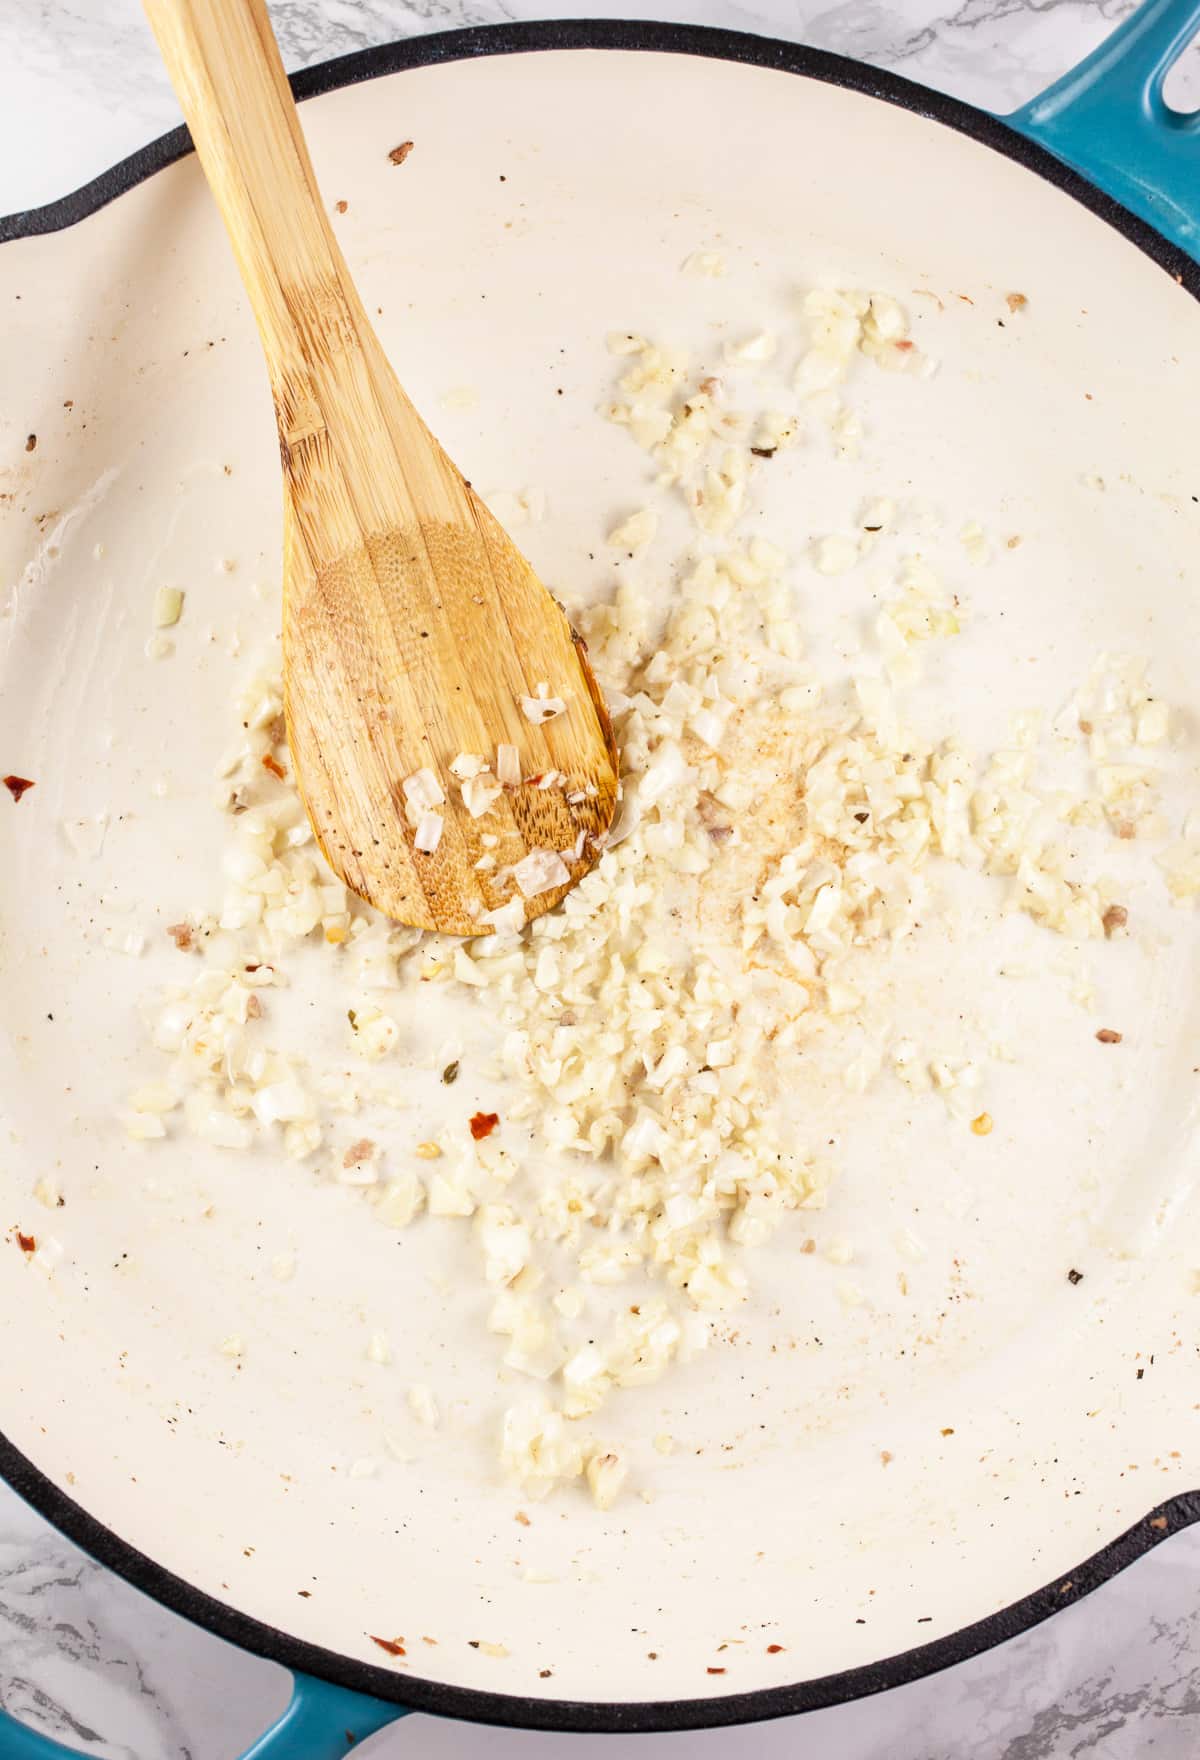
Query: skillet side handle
0 1676 407 1760
1005 0 1200 262
238 1674 409 1760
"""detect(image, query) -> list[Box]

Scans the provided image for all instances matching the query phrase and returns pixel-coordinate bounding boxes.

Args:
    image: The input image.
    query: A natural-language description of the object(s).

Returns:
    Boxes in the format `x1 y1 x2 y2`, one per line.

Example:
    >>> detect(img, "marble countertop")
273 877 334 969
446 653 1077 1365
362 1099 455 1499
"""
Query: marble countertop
2 2 1199 1757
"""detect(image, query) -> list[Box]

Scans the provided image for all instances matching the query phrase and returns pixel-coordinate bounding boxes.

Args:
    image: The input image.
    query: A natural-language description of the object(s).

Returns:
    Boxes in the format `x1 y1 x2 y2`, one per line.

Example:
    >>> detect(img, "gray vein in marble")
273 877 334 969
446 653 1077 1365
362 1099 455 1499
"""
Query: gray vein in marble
0 1502 285 1760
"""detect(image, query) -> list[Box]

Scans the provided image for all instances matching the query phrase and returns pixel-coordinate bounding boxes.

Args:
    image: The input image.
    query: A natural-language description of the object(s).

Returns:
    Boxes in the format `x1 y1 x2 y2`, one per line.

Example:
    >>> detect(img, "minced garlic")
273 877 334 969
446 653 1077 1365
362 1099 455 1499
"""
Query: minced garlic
121 279 1193 1512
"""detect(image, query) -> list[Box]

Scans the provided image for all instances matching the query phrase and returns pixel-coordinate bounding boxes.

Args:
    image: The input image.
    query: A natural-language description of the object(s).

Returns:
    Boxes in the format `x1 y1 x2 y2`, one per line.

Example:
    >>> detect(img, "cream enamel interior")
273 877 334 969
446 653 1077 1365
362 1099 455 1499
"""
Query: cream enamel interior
1 47 1199 1710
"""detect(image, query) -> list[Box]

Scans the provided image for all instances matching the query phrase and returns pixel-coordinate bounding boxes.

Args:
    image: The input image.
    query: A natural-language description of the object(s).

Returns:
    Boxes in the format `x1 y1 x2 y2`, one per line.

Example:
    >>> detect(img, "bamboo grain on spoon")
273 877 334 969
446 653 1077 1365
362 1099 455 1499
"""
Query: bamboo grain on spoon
143 0 619 936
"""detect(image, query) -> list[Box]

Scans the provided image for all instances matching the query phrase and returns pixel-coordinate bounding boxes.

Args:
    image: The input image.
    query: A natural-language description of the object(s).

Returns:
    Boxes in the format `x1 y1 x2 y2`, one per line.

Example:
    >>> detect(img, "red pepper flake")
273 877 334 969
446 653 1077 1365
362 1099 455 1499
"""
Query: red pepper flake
370 1635 406 1657
893 339 914 352
706 1666 726 1675
335 199 349 214
940 1426 955 1436
343 1138 376 1169
1096 1028 1123 1045
25 434 36 453
766 1643 785 1654
1102 904 1128 938
1150 1515 1168 1531
3 775 35 803
14 1232 36 1255
166 922 195 951
469 1111 499 1141
245 993 263 1020
388 141 414 166
514 1510 530 1526
262 753 286 780
1005 292 1028 313
539 1668 553 1678
523 772 547 787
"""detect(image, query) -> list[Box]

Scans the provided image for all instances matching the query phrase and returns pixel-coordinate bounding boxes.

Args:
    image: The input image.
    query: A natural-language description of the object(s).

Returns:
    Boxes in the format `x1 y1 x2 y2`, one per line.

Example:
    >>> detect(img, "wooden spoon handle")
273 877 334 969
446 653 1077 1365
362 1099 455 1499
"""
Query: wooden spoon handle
143 0 356 385
143 0 458 562
144 0 620 936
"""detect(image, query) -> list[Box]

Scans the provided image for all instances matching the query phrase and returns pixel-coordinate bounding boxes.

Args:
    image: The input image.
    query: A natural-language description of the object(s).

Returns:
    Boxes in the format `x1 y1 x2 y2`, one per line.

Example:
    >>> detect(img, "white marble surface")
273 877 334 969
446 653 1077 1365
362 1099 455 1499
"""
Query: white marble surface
2 2 1200 1756
4 0 1200 216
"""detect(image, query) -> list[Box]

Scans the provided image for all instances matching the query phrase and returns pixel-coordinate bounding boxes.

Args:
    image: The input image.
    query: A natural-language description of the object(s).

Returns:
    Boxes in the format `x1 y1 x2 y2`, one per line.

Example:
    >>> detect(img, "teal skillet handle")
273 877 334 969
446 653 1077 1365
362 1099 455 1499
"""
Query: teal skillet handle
1006 0 1200 261
0 1675 408 1760
238 1675 408 1760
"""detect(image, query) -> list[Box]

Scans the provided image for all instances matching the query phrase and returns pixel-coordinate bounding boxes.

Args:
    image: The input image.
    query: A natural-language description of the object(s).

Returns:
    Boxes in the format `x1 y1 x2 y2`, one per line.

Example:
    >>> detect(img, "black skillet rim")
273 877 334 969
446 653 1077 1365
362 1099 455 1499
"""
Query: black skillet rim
2 16 1199 1738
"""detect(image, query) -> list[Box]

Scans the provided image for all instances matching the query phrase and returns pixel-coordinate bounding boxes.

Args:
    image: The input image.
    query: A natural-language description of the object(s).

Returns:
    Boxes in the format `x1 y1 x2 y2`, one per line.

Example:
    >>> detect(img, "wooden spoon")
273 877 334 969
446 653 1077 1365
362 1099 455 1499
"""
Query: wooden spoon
143 0 618 936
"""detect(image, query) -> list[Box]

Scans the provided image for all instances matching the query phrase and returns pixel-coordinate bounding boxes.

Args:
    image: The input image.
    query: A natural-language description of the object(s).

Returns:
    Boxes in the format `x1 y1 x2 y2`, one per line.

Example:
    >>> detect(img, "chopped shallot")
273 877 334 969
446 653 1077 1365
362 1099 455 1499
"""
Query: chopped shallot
414 812 444 854
402 768 445 812
462 774 503 818
521 693 567 724
513 849 570 899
